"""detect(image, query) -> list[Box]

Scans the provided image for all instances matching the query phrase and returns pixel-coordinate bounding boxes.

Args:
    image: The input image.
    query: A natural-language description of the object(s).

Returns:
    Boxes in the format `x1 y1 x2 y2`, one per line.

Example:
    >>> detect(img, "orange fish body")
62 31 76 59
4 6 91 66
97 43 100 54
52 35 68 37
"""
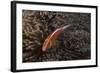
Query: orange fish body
42 25 71 52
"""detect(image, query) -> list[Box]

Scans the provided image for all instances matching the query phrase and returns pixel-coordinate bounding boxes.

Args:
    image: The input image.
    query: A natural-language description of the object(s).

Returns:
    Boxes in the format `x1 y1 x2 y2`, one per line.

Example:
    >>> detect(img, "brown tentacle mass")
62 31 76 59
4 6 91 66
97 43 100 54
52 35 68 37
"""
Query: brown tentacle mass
23 10 91 62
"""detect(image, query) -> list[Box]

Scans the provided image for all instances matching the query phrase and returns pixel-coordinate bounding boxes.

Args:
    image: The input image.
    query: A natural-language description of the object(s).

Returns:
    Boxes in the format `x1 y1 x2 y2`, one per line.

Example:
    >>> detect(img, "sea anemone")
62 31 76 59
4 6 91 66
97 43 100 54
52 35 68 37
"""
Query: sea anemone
22 10 91 62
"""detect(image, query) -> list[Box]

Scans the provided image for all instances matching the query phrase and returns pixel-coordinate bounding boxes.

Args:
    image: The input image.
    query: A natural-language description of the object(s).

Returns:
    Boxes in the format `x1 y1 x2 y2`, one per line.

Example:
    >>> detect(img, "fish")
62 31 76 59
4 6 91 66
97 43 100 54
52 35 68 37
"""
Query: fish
42 25 71 52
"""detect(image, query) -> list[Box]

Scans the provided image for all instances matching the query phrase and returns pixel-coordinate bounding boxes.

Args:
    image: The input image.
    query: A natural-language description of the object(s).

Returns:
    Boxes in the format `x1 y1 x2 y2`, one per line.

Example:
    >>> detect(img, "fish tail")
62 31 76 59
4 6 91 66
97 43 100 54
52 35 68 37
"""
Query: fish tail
62 25 71 30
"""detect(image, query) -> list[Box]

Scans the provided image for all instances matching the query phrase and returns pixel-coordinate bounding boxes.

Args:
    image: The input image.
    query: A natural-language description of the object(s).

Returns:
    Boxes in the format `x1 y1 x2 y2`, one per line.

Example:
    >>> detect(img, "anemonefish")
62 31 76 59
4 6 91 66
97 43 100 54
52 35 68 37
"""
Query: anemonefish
42 25 71 52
